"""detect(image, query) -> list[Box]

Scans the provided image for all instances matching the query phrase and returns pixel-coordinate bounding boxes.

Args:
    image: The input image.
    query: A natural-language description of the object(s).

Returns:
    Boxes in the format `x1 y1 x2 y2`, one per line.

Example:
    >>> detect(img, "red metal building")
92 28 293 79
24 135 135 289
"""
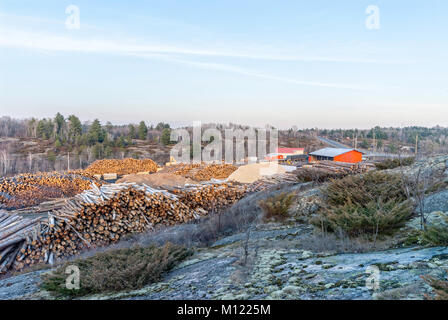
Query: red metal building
308 148 363 164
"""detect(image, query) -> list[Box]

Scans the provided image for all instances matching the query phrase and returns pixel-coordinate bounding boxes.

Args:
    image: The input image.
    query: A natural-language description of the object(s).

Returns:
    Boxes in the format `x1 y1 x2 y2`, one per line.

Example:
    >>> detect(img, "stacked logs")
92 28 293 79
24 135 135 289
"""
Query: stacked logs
0 210 42 273
0 172 100 209
162 163 237 181
6 181 247 272
171 182 247 210
84 158 158 175
311 160 371 174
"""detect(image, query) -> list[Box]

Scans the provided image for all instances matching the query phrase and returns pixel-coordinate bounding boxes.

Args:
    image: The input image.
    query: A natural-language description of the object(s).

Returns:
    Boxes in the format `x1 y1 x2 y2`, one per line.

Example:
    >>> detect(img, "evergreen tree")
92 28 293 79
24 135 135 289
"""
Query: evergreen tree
138 121 148 140
68 115 82 143
161 128 172 145
54 113 65 138
87 119 105 145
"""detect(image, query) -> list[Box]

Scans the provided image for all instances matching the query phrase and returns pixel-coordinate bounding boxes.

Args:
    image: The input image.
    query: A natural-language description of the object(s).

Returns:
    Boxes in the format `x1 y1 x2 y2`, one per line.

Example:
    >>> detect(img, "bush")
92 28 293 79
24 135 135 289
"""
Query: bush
422 270 448 300
295 167 349 183
422 225 448 246
258 192 295 222
375 157 415 170
315 171 413 236
41 243 192 298
318 199 413 236
323 171 407 206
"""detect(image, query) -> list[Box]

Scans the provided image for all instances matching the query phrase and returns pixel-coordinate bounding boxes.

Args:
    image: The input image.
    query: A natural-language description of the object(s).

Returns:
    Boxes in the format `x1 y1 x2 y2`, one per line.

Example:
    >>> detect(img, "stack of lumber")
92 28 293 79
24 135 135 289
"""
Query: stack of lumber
84 158 158 175
0 210 42 273
0 172 100 209
7 181 247 272
161 163 237 181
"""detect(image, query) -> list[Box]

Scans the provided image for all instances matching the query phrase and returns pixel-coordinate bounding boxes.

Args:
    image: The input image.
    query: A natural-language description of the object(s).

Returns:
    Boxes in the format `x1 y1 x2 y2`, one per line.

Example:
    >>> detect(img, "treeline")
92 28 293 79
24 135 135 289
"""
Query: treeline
0 115 174 175
314 125 448 154
1 114 173 148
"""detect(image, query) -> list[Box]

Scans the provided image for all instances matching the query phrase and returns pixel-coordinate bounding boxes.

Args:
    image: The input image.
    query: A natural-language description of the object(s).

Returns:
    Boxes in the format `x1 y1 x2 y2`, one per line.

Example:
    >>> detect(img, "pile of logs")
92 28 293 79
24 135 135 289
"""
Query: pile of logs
84 158 158 175
6 198 71 216
162 163 237 181
293 160 372 183
0 172 100 209
0 210 42 273
170 182 247 210
311 160 371 174
248 173 302 192
4 181 247 273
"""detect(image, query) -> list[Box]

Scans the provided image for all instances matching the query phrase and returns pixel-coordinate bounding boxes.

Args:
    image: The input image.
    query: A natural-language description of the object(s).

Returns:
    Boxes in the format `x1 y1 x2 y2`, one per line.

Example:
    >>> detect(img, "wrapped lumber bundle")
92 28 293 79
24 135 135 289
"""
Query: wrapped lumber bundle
162 163 237 181
0 210 42 273
0 172 100 209
84 158 158 175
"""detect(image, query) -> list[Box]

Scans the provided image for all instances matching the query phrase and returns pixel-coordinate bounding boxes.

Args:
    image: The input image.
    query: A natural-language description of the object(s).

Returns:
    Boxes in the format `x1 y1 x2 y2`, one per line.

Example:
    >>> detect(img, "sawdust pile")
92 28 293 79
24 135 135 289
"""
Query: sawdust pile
228 163 287 183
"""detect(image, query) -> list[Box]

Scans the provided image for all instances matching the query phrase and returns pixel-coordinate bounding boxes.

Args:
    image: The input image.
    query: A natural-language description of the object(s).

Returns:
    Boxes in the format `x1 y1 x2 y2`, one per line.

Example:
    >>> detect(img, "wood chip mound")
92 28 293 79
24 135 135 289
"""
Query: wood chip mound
116 173 196 188
228 162 287 183
84 158 158 175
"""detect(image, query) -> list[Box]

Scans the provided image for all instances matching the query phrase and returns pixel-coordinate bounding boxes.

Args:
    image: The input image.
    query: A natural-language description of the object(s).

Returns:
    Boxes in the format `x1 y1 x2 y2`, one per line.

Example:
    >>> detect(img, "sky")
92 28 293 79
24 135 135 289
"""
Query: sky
0 0 447 129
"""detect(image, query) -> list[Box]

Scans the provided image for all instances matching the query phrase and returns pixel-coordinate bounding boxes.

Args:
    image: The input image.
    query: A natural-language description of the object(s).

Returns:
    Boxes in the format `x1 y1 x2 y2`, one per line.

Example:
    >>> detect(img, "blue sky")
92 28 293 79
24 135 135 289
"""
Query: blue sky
0 0 447 128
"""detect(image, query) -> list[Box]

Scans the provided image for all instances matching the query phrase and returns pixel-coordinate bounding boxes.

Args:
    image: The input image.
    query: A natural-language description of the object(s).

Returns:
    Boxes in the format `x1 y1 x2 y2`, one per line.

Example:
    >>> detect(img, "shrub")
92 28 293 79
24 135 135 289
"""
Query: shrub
295 168 349 183
318 199 413 236
375 157 415 170
41 243 192 298
422 270 448 300
323 171 407 206
422 225 448 246
258 192 295 221
315 171 413 236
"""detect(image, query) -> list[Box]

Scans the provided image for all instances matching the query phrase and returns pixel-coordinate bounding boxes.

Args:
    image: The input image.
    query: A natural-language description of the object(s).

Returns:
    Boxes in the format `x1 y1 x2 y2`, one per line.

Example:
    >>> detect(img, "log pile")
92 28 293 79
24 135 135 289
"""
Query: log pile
311 160 371 174
0 210 42 273
0 172 100 209
170 182 247 210
294 161 372 183
248 173 302 192
5 181 247 273
162 163 237 181
6 198 71 216
84 158 158 175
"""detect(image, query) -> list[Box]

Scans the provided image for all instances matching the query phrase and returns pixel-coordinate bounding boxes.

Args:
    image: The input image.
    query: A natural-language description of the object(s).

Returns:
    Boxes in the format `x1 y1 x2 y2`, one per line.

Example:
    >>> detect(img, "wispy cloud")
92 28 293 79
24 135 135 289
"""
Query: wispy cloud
0 26 380 90
142 55 368 90
0 26 414 64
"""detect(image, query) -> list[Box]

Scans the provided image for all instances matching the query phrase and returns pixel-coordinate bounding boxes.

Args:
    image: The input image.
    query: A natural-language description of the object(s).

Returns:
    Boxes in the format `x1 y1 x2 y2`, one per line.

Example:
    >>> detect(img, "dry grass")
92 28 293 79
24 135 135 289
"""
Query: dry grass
296 230 391 253
422 270 448 300
258 192 295 222
41 243 192 298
